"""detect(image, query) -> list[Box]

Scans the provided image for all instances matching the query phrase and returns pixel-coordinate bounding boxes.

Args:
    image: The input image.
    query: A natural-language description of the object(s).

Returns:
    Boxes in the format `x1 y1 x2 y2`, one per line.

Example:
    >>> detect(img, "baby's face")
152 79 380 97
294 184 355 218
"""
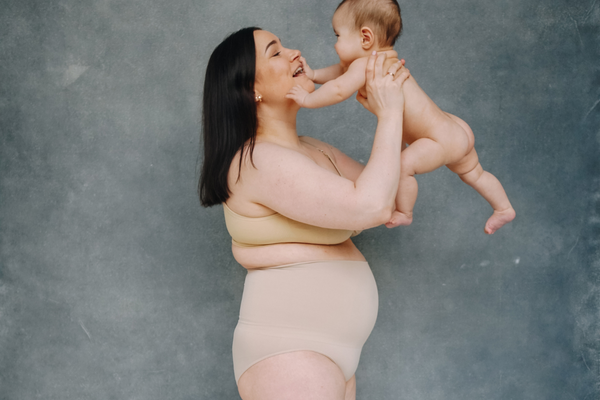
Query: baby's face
332 9 365 67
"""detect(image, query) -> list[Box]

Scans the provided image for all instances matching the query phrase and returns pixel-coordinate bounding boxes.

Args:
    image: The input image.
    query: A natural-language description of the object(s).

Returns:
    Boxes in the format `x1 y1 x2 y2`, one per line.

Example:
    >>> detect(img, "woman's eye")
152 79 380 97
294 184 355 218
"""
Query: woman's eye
273 51 281 56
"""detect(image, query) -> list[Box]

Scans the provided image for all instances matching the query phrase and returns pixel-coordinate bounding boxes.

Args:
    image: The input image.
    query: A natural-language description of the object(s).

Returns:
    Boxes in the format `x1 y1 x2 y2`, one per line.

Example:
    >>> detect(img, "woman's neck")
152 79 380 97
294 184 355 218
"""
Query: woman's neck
256 105 302 149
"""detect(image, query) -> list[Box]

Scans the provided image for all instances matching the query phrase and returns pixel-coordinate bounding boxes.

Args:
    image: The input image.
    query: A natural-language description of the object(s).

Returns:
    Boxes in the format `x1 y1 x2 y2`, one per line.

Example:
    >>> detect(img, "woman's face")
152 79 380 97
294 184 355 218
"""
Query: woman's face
253 30 314 104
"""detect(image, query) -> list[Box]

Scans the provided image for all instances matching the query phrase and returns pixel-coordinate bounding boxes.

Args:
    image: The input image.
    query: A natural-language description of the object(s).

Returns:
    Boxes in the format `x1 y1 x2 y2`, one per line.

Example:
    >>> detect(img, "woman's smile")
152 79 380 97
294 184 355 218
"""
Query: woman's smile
254 30 314 102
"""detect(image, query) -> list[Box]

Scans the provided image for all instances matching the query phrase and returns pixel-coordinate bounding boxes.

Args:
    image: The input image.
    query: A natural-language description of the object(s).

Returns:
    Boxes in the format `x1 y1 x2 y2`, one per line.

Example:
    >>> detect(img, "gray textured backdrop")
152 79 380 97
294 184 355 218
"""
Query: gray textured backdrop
1 0 599 399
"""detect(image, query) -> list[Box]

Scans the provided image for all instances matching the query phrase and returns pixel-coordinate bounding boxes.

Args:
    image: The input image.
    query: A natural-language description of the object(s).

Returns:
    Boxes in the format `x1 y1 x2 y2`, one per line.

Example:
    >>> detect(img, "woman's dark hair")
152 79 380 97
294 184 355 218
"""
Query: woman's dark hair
198 27 261 207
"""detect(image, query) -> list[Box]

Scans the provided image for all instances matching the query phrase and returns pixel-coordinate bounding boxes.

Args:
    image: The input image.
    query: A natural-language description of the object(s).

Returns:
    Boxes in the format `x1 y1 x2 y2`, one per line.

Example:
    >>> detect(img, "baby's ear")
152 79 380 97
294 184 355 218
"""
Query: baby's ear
360 27 375 50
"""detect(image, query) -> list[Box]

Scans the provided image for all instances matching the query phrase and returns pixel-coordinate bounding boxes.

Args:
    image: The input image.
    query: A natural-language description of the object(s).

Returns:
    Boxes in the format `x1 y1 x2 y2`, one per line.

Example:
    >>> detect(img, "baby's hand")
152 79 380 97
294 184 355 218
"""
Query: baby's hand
286 85 310 107
300 56 315 81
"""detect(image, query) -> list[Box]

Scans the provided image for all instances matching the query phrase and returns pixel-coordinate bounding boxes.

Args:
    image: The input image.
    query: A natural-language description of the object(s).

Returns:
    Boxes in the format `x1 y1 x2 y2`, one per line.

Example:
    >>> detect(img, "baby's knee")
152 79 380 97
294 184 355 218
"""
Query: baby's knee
400 155 416 176
458 163 484 185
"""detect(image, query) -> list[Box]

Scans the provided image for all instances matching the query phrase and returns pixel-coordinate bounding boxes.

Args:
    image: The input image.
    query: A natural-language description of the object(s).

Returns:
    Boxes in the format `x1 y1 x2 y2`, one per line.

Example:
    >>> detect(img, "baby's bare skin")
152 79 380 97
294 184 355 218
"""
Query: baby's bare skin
287 50 515 234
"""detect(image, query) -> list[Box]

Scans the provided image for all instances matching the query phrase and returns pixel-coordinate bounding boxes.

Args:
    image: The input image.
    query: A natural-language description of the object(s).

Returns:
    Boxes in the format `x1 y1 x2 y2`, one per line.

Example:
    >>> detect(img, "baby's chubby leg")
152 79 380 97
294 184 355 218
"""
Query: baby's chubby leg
388 138 448 227
447 147 516 234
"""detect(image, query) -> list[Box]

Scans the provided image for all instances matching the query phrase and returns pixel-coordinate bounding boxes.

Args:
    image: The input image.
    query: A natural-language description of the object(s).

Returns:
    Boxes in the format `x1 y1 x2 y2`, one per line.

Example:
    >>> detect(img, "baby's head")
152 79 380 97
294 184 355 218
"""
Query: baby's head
333 0 402 64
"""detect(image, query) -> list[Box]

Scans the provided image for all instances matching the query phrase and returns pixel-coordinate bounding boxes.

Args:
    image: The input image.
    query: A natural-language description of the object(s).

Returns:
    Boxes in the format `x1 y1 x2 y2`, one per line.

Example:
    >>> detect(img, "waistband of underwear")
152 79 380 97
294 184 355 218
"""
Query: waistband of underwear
248 259 369 271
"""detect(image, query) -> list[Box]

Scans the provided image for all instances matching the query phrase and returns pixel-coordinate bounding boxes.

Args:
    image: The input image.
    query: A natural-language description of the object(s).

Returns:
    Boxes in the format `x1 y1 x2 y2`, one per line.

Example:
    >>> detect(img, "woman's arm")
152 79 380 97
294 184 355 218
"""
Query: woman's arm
244 54 408 230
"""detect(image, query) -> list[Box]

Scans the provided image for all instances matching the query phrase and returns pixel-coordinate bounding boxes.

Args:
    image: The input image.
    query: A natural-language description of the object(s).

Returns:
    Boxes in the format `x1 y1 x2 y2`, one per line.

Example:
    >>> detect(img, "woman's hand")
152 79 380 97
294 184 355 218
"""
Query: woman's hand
355 52 410 119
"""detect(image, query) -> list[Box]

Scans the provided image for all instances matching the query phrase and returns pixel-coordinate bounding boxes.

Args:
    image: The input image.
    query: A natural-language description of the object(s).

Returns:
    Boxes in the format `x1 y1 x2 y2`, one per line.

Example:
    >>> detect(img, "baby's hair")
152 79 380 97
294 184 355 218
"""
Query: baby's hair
336 0 402 47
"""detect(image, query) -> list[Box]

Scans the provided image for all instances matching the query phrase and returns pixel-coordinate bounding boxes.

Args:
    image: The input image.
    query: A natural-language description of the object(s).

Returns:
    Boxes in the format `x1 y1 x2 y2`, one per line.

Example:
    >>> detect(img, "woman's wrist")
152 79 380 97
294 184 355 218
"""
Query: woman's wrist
374 116 403 141
376 108 404 123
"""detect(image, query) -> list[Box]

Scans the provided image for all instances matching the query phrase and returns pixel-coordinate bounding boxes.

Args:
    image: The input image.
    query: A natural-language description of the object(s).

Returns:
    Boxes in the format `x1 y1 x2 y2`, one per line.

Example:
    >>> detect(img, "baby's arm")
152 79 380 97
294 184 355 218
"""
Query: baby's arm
299 57 344 84
287 58 368 109
311 63 344 84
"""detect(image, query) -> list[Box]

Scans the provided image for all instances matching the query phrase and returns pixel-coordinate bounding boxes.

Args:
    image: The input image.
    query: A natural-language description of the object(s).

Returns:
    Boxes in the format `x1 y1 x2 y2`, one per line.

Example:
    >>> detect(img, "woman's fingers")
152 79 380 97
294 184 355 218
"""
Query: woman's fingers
359 52 409 117
374 51 386 81
365 51 377 83
394 67 411 85
384 63 400 80
385 60 407 79
355 91 368 110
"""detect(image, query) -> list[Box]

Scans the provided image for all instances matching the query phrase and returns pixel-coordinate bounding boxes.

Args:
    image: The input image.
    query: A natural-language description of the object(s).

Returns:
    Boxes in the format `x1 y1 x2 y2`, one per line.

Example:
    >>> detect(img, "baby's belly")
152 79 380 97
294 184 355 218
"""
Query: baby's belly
231 239 366 270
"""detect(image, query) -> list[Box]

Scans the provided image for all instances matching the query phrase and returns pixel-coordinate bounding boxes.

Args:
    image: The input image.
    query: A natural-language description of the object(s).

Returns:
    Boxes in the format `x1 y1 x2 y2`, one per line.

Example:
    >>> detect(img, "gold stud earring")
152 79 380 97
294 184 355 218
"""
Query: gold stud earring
255 94 262 103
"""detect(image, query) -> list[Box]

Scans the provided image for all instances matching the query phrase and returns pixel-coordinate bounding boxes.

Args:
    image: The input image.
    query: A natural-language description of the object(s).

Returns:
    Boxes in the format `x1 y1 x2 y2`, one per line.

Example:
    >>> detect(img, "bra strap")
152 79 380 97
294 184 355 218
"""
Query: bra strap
300 138 343 177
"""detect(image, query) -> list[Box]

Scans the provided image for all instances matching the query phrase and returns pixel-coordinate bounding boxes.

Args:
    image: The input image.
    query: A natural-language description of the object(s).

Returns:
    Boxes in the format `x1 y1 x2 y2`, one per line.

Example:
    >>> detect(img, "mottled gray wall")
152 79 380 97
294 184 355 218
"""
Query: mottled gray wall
0 0 598 399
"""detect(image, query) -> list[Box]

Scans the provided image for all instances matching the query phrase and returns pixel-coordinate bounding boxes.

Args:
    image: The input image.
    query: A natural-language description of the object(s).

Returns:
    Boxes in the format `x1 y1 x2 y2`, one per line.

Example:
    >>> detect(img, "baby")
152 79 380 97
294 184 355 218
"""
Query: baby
286 0 515 234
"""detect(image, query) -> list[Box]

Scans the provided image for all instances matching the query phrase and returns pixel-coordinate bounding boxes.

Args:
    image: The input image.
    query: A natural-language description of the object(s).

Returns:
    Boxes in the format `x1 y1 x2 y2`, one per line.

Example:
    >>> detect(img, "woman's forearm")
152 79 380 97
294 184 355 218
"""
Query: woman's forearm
353 115 404 226
346 56 408 227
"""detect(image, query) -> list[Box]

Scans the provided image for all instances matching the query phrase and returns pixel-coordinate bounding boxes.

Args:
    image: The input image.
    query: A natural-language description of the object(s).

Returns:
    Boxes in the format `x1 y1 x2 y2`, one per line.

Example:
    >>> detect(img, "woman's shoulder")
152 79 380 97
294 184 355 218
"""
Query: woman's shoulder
233 139 316 179
298 136 338 160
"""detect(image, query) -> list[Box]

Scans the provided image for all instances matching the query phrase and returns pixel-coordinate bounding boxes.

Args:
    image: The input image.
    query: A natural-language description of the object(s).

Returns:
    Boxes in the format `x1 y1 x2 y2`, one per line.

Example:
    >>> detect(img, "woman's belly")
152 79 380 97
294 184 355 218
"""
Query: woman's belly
231 238 366 270
233 259 378 382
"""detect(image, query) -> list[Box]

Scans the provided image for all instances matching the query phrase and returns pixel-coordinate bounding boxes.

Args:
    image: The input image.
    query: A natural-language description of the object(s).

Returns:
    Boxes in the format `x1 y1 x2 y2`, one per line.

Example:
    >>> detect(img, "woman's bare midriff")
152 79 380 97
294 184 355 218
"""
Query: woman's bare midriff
231 238 366 270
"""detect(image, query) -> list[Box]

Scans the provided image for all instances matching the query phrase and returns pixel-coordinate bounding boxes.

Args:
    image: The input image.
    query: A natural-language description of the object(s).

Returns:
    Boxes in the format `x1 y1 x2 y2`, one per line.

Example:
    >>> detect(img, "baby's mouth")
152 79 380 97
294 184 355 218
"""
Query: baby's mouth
293 67 304 77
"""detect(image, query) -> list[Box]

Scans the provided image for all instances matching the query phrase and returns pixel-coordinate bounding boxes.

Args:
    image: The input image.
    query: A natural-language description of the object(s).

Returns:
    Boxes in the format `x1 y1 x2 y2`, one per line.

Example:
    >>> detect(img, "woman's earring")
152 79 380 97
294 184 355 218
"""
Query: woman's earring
255 94 262 103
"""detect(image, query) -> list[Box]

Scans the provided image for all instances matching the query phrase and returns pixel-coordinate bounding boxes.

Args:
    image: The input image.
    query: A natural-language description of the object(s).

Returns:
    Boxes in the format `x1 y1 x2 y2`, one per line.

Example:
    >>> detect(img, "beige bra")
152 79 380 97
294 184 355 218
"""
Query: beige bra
224 138 360 247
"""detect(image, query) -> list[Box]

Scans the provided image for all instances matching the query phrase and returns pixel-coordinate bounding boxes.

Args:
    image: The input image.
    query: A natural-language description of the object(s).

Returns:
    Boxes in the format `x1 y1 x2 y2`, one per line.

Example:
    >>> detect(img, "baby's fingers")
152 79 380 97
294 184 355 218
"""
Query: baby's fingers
286 85 301 94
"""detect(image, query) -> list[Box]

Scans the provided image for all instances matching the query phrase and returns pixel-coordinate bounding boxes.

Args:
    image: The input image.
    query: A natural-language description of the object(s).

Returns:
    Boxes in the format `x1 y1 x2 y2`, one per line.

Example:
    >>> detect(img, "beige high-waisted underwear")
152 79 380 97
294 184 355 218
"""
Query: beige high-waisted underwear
232 260 379 383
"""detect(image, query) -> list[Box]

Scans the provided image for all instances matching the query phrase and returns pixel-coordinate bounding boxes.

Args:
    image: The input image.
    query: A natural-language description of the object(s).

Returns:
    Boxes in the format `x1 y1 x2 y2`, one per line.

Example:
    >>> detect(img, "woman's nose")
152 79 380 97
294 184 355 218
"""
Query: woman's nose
289 49 301 61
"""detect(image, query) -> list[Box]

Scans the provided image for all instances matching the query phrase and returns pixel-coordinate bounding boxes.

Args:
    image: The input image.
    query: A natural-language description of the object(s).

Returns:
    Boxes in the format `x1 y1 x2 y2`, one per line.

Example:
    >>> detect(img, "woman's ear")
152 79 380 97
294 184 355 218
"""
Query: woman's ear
360 27 375 50
254 92 263 103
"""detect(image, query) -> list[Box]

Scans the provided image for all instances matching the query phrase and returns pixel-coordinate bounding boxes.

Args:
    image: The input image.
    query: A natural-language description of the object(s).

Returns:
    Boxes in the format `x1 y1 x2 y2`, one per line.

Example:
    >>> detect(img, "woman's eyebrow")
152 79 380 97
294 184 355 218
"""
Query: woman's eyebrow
264 39 278 54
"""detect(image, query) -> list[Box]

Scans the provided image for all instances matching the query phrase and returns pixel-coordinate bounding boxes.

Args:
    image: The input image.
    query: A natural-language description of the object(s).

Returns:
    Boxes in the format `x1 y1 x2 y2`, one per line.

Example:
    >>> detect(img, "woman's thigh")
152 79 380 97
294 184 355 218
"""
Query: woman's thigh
237 350 353 400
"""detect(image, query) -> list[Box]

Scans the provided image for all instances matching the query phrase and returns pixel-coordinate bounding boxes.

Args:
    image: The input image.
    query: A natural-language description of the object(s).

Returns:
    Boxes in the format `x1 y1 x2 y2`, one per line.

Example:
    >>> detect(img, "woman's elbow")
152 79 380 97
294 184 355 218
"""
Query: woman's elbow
359 201 395 228
376 203 396 226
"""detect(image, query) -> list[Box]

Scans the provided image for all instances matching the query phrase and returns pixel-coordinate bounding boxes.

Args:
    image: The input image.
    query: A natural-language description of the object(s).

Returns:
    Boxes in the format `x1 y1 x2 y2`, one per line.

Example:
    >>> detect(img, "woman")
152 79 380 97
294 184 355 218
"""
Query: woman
199 27 409 400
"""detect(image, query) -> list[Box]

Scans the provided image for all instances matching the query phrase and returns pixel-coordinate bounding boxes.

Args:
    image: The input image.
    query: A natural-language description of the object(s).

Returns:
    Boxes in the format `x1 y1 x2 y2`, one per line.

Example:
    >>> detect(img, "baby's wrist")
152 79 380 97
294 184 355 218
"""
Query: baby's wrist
301 94 310 107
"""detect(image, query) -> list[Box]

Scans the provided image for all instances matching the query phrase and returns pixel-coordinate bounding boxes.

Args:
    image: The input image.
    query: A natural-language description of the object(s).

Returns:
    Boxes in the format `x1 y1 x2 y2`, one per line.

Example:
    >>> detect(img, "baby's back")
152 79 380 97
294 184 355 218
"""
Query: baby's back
357 53 457 145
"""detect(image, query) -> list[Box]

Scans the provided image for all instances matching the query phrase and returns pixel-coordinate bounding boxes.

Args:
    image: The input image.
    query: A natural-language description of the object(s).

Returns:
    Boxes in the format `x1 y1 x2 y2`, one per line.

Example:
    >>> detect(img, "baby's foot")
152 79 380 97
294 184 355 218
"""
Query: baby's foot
484 207 516 234
385 211 413 228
